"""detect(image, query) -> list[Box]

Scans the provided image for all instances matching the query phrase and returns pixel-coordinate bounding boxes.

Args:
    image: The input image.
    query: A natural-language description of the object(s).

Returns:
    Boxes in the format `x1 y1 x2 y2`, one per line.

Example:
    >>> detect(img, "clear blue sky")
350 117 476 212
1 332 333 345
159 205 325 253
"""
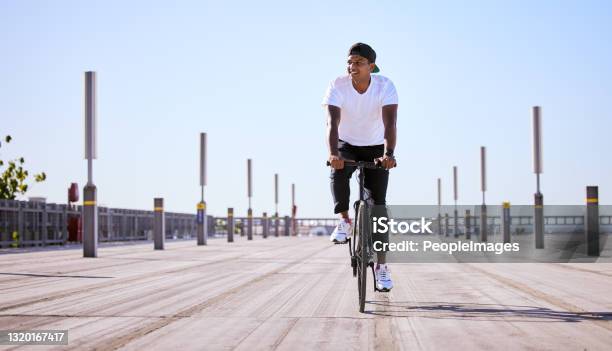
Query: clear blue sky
1 0 611 217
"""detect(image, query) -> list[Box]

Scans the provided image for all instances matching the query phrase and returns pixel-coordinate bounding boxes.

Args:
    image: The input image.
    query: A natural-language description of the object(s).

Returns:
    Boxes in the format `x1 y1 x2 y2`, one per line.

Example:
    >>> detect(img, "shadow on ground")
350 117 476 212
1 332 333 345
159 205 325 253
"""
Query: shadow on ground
365 301 612 323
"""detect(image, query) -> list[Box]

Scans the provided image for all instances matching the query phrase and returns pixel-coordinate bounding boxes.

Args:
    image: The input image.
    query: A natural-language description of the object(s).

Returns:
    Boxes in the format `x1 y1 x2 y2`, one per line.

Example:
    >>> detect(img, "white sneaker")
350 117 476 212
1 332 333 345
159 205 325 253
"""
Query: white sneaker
375 264 393 292
329 220 352 243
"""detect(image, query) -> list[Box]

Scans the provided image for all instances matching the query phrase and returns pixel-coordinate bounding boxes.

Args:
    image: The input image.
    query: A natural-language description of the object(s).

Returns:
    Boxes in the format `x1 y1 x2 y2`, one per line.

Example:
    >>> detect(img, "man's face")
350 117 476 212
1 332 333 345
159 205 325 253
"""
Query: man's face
347 54 374 80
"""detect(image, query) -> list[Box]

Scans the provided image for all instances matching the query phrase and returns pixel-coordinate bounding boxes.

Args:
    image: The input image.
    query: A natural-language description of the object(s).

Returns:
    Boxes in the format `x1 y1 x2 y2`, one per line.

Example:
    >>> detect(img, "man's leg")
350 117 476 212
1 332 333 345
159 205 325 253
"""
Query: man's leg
330 140 357 214
329 140 357 242
363 166 389 263
363 164 393 292
330 166 355 216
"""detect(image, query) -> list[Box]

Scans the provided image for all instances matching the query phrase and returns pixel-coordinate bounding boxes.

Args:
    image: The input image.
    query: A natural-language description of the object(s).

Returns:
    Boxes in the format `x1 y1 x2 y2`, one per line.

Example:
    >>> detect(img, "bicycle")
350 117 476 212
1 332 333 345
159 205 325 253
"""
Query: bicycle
327 159 393 313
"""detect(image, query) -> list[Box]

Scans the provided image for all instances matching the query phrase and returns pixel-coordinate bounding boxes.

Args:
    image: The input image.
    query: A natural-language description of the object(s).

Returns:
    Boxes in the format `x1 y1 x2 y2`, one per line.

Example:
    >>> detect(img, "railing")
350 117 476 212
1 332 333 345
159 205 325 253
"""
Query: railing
0 199 335 248
2 199 611 248
98 206 197 241
0 200 74 247
0 199 199 248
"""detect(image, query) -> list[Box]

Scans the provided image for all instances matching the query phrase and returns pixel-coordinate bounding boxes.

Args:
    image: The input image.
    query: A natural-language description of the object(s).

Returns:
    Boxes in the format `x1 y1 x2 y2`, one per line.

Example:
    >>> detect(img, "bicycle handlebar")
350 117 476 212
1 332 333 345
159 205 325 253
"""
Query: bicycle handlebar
326 160 397 169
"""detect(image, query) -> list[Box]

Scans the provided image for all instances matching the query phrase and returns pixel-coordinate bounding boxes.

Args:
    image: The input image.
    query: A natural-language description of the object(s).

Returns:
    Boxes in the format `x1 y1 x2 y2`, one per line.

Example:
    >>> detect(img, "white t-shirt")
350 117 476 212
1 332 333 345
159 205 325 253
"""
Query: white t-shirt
322 74 398 146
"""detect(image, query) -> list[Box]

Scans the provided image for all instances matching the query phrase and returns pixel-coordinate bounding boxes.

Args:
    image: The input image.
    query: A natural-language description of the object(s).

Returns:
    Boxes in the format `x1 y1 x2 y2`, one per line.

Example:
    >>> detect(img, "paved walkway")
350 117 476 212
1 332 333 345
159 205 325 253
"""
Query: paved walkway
1 237 611 350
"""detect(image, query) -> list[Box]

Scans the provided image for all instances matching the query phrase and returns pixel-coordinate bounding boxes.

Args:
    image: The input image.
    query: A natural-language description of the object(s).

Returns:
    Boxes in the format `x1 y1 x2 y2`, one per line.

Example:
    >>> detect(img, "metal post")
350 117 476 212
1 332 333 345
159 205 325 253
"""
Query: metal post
502 201 511 244
465 209 471 240
247 159 253 240
480 146 488 241
274 173 279 237
83 71 98 258
198 132 207 245
533 106 545 248
263 212 269 239
227 208 234 243
534 194 544 248
284 215 291 236
481 146 487 204
83 187 98 256
444 213 449 237
197 202 206 245
480 204 488 242
453 166 459 237
437 178 442 235
247 209 253 240
154 198 165 250
291 183 296 236
586 186 600 256
274 216 280 237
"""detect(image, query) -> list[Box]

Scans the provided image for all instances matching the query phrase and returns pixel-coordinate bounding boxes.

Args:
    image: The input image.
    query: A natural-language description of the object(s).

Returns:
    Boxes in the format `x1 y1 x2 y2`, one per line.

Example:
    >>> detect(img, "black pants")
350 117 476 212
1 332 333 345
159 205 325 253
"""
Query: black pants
330 140 390 246
330 139 389 213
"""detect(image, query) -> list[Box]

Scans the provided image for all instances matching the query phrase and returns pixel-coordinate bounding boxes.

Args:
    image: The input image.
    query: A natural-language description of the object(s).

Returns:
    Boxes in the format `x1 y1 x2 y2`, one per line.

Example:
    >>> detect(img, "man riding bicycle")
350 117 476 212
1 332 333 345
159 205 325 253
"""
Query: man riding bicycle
322 42 398 292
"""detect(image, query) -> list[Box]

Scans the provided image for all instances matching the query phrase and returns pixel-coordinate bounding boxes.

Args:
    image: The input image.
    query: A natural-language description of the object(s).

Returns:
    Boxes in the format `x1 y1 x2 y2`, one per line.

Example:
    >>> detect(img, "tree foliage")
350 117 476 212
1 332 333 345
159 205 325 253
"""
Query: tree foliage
0 135 47 200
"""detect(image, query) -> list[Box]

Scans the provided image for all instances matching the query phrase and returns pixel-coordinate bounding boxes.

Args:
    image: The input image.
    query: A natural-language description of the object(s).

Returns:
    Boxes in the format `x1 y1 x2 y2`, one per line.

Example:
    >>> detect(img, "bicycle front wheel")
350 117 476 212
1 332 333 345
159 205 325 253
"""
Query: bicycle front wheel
356 200 369 313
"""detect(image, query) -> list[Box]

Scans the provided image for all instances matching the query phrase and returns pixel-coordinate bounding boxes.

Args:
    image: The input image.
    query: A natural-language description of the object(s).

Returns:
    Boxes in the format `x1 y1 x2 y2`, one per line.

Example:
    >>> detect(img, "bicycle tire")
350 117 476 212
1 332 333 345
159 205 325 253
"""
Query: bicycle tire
356 200 369 313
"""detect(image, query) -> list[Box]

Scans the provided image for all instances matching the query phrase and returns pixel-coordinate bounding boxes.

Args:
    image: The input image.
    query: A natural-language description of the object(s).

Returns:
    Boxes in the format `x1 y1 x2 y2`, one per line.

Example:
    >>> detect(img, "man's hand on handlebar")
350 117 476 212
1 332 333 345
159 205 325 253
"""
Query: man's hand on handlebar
328 154 345 170
375 155 396 170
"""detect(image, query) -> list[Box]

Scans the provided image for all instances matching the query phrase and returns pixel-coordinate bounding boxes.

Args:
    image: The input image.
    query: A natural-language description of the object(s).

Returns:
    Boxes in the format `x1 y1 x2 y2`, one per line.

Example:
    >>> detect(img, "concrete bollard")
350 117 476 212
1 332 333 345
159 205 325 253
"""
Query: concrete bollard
586 186 600 256
197 201 207 245
274 213 280 237
247 208 253 240
83 185 98 257
284 215 290 236
534 193 544 249
227 208 234 243
480 204 488 242
465 210 471 240
502 201 511 244
154 198 165 250
263 212 269 239
444 213 449 237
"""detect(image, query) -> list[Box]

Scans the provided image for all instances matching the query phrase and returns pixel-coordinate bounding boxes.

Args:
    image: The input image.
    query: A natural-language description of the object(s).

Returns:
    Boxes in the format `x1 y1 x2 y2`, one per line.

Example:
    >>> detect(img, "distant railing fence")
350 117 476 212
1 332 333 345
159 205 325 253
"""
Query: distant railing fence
2 199 610 248
0 199 335 248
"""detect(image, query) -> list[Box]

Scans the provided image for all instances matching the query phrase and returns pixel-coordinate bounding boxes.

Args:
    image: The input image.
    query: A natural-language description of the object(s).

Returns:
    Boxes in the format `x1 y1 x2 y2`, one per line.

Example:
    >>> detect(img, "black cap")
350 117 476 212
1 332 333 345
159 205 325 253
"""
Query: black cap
348 42 380 73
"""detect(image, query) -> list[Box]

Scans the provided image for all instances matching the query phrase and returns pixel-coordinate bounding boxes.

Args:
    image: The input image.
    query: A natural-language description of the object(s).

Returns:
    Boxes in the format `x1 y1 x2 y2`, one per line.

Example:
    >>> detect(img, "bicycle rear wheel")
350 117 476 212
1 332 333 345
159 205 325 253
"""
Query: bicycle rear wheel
356 200 369 313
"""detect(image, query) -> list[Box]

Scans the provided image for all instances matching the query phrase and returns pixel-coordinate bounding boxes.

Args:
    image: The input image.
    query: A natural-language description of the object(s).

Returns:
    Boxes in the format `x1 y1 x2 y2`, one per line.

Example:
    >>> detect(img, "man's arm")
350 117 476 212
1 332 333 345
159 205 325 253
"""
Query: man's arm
326 105 344 169
380 104 398 169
